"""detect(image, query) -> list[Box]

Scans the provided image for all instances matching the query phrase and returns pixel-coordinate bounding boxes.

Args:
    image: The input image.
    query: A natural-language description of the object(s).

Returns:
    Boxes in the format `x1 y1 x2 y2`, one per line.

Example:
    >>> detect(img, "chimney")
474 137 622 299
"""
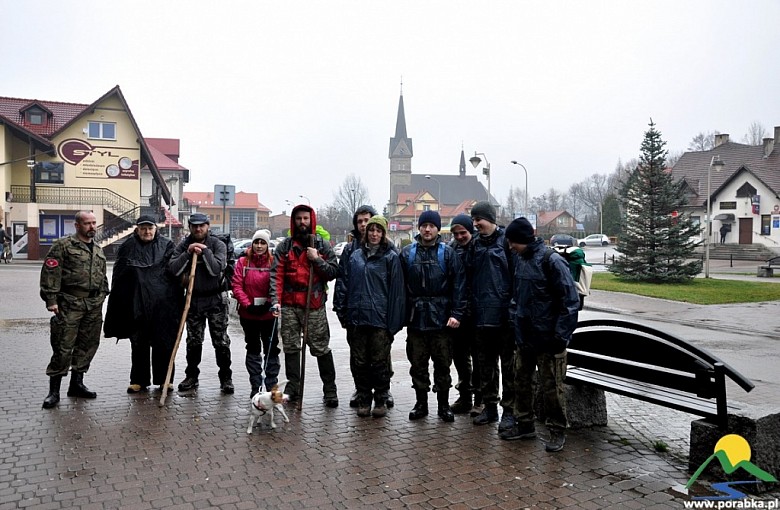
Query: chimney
763 137 774 158
775 125 780 145
714 133 730 147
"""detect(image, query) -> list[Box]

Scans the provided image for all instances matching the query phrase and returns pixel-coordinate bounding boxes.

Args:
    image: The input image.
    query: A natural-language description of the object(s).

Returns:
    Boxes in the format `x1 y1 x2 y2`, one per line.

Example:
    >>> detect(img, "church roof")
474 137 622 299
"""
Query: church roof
395 173 497 207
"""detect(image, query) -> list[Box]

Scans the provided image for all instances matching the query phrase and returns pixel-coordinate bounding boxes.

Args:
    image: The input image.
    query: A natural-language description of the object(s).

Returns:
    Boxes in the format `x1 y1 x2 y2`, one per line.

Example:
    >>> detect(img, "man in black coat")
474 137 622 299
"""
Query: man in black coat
104 215 184 393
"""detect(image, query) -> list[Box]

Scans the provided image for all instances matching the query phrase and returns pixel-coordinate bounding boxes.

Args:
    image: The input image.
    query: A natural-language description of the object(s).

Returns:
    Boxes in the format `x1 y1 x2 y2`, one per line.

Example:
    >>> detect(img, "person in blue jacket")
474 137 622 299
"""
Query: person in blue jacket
503 217 579 452
335 216 405 418
402 211 466 423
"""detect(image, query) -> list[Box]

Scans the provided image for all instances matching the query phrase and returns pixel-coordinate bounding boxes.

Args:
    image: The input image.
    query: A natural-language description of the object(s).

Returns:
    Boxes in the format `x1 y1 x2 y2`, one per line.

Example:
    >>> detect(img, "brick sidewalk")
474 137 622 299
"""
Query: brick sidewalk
1 311 715 510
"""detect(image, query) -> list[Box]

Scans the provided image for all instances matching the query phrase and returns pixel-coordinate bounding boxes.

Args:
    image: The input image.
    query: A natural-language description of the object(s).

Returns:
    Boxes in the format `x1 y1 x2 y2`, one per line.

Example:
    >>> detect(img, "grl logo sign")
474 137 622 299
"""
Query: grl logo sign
57 139 139 179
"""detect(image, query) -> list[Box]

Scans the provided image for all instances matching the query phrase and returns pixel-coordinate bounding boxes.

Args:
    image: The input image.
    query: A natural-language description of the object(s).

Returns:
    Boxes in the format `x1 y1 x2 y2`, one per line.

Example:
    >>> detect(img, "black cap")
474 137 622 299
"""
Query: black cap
188 213 209 225
471 201 497 224
136 215 157 226
505 217 536 244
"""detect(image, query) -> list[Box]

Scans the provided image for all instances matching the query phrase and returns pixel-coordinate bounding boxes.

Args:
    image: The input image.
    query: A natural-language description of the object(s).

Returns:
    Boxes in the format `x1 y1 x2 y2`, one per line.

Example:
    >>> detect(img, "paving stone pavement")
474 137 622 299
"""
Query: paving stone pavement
2 259 778 508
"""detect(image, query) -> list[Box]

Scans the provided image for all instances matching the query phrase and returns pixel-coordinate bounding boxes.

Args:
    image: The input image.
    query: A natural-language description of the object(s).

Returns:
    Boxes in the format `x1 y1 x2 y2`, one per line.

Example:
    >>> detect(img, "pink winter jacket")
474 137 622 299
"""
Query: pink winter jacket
231 249 274 321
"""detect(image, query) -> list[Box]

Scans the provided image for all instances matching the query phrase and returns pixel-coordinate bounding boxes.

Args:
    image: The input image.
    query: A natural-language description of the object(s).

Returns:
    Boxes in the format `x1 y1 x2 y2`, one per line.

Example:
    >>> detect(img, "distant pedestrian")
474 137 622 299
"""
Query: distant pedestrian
40 211 109 409
447 214 482 416
503 217 579 452
169 213 234 394
270 205 340 407
402 211 466 422
231 229 280 397
719 224 728 244
469 201 517 434
104 215 184 393
335 216 405 417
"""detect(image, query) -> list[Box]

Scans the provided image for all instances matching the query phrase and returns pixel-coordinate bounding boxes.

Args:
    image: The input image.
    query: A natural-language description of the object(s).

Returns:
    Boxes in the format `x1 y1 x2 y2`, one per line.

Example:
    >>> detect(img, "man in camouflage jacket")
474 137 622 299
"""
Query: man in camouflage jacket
40 211 109 409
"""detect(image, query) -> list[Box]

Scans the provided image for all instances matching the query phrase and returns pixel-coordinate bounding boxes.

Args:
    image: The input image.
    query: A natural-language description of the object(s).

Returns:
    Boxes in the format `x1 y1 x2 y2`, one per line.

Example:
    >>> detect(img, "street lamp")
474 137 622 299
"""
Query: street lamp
469 152 491 202
298 194 311 205
424 175 442 210
510 161 528 217
705 155 725 278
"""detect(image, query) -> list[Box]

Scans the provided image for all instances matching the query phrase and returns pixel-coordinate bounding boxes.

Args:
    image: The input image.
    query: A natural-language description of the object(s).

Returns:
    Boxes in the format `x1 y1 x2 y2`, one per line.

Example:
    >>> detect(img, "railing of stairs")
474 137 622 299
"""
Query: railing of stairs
95 206 141 245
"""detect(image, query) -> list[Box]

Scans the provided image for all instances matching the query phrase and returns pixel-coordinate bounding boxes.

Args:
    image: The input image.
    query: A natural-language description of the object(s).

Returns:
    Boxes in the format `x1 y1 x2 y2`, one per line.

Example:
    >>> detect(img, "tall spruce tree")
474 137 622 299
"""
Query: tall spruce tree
610 120 702 282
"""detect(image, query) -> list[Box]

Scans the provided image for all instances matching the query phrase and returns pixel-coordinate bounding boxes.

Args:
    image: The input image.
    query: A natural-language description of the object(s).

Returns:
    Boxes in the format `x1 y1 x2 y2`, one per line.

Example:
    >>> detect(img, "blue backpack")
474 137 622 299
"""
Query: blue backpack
406 242 446 273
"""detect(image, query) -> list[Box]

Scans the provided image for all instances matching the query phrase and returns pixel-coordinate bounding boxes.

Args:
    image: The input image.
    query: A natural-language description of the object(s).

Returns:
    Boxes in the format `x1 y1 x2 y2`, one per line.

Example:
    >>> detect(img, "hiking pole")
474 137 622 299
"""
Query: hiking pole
160 251 198 406
297 234 316 411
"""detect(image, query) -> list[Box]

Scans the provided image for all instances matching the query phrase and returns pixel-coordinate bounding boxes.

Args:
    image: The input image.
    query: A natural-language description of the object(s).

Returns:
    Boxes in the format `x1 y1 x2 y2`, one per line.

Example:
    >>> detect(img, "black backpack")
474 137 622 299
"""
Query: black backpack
213 233 236 291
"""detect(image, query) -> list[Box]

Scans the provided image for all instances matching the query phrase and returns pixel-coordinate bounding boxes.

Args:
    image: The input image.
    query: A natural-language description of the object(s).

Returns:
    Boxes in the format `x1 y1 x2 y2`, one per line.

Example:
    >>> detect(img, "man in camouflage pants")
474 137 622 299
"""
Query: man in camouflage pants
41 211 109 409
270 205 340 407
169 213 234 394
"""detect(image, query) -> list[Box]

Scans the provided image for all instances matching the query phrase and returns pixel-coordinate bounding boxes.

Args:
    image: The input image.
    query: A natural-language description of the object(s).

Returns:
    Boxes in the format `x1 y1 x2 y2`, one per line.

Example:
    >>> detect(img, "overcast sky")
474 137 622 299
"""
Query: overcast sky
3 1 779 215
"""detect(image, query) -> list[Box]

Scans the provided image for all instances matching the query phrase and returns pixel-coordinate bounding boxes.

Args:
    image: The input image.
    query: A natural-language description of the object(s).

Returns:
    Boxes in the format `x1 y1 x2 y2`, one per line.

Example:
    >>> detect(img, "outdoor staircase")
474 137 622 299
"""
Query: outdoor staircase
693 243 779 261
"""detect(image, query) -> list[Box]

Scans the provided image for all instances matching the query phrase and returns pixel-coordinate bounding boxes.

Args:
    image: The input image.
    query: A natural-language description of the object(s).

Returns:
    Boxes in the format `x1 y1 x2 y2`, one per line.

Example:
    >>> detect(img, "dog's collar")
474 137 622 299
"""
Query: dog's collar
252 400 268 413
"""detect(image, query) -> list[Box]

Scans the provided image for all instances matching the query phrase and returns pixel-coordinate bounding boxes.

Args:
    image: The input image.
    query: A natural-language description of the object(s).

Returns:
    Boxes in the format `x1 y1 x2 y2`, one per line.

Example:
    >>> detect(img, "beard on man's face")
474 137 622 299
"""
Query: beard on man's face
294 224 311 239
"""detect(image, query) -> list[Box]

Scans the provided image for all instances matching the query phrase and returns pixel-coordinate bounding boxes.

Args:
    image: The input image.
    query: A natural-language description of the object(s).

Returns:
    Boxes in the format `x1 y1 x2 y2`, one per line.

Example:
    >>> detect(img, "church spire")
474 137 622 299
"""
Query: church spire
459 147 466 177
394 92 407 140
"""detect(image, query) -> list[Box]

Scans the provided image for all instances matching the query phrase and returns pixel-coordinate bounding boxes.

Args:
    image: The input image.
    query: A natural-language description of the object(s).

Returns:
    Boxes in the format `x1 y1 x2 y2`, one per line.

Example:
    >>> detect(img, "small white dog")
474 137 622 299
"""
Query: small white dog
246 381 290 433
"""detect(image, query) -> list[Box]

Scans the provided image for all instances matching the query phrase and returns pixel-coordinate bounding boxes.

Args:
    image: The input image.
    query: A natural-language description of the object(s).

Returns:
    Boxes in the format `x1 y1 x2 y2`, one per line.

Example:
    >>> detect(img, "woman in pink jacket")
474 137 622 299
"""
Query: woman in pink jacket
231 229 280 397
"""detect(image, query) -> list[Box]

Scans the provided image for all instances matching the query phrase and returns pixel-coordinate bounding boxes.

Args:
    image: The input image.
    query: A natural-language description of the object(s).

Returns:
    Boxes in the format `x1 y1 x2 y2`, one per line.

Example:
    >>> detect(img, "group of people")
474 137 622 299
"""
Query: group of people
333 201 580 452
39 200 579 452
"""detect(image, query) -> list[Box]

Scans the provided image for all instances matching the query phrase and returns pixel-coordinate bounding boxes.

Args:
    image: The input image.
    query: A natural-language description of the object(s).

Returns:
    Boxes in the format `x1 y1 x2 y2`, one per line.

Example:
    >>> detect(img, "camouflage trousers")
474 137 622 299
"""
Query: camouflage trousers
406 328 452 394
280 306 330 356
46 294 105 376
475 324 517 409
184 296 232 380
511 347 568 430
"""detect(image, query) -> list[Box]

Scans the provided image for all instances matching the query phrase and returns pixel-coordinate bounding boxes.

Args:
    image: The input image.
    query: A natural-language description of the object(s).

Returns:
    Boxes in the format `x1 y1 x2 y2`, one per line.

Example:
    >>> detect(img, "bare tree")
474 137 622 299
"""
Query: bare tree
333 174 371 217
688 131 719 151
742 121 767 145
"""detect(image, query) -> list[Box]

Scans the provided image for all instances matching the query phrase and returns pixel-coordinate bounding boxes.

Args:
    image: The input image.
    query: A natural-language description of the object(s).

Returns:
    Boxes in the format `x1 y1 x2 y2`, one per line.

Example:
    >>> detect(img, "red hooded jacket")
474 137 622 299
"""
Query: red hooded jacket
270 205 339 309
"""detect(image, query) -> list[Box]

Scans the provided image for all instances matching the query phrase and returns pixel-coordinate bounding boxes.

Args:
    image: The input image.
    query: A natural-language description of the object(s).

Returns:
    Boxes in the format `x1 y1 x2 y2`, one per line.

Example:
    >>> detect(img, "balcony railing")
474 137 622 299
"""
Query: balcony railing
9 185 137 214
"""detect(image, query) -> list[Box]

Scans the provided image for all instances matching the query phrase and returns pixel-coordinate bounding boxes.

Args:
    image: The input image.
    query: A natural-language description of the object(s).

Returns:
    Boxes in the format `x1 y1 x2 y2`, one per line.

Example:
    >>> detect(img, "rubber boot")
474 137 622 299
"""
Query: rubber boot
284 351 301 402
42 376 62 409
67 371 97 399
437 391 455 422
184 344 203 379
408 390 429 420
450 392 472 414
317 352 339 408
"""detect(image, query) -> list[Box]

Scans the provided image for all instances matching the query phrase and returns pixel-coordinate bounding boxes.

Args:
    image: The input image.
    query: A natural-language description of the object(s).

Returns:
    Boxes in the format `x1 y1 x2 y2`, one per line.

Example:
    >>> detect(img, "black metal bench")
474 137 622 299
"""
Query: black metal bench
565 319 754 428
757 256 780 277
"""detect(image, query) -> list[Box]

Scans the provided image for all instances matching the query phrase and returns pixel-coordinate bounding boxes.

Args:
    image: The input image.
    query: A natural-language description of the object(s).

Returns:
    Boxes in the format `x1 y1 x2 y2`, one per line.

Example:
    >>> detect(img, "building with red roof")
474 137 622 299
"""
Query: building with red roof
182 190 271 239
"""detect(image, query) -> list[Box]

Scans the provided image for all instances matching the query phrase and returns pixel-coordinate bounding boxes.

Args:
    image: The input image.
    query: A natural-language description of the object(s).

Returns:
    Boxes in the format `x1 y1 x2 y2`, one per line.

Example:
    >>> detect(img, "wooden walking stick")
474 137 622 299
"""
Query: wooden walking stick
159 252 198 406
297 234 316 411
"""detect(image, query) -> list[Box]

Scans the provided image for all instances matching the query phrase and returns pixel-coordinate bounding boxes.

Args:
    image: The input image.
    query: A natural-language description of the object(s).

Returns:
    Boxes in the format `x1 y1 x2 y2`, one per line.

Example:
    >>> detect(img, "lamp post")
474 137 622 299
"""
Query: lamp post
424 175 442 210
469 152 491 202
510 160 528 217
298 194 311 205
705 155 725 278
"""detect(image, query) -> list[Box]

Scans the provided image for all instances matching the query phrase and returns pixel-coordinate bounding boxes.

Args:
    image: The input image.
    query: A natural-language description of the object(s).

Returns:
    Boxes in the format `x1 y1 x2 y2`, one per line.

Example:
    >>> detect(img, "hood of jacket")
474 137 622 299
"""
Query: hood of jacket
289 204 317 237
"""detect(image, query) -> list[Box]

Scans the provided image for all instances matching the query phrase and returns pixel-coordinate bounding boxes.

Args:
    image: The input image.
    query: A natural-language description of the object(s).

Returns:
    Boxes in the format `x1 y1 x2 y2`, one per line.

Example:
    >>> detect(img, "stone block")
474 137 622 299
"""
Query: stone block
534 382 608 429
689 411 780 494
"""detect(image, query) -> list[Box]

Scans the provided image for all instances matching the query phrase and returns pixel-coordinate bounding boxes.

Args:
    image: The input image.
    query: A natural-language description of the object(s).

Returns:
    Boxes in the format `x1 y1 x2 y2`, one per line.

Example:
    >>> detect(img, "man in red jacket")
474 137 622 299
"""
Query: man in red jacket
270 205 340 407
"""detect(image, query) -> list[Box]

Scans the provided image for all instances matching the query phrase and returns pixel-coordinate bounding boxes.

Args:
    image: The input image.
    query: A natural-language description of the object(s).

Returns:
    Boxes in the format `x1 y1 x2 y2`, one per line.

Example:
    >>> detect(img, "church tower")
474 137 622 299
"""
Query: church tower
388 87 412 216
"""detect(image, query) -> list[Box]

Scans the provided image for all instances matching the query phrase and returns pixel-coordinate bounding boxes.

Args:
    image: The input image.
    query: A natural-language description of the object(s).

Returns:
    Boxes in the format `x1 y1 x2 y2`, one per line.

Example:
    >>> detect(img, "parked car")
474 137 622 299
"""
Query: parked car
549 234 576 247
234 238 276 257
333 241 348 258
579 234 610 247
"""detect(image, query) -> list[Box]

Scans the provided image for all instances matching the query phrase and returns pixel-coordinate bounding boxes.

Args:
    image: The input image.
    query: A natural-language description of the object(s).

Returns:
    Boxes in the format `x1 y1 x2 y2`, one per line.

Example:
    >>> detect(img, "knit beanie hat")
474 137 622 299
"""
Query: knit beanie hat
366 215 388 232
252 229 271 243
505 217 536 244
417 210 441 230
449 213 474 234
470 201 496 224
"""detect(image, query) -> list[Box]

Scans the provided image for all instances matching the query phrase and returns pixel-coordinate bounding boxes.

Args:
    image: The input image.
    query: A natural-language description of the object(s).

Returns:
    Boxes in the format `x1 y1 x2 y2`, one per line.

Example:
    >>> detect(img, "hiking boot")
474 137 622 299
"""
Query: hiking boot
349 390 360 408
178 377 199 391
357 405 372 417
220 378 235 394
323 396 339 408
408 402 428 420
42 376 62 409
67 372 96 399
450 394 472 414
127 384 147 394
437 404 455 422
544 429 566 452
499 421 537 441
473 403 498 425
155 384 174 393
371 404 387 418
498 410 516 433
385 391 395 408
